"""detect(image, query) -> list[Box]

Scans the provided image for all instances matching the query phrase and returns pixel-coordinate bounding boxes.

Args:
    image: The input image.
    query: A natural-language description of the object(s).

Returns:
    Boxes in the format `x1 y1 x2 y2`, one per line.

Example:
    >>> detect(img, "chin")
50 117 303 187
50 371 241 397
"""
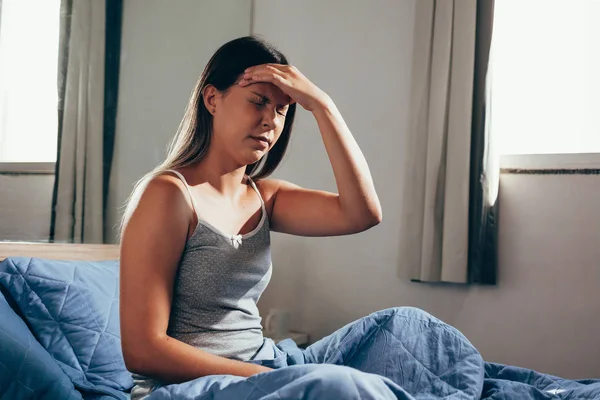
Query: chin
239 150 267 167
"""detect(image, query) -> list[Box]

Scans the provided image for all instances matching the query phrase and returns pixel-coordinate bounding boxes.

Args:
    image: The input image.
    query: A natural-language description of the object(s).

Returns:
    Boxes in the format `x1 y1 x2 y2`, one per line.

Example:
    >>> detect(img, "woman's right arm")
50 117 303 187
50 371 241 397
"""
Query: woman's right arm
119 174 271 384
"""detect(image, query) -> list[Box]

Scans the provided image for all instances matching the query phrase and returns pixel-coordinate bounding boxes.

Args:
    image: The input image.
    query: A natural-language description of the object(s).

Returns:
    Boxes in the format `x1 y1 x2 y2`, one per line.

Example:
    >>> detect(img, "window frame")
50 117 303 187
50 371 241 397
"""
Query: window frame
500 153 600 175
0 162 55 175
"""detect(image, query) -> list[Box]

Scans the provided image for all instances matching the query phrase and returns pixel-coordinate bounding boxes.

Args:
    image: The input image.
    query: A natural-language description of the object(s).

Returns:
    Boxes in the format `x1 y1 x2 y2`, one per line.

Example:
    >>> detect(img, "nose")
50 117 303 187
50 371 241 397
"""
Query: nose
261 106 278 130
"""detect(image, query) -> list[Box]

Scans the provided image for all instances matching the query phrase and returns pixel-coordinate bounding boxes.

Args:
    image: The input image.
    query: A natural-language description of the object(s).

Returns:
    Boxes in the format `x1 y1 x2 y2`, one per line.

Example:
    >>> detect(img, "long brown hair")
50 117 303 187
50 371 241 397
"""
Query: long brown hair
120 36 297 234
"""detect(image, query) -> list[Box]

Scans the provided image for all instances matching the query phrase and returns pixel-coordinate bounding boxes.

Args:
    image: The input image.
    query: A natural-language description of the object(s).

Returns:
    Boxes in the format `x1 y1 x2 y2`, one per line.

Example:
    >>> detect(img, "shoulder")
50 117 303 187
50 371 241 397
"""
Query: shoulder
253 178 299 217
141 173 192 208
254 178 299 193
254 178 299 200
124 172 195 230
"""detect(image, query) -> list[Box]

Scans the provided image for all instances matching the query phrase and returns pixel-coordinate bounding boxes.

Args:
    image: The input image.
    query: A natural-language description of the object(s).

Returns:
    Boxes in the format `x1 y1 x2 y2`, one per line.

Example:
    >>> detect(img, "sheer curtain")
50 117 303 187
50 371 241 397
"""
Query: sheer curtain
400 0 497 284
50 0 122 243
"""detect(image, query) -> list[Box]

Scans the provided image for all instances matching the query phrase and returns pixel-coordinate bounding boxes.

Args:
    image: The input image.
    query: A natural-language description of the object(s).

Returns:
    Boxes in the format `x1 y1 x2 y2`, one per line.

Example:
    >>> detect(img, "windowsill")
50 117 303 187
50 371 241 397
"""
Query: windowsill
500 153 600 175
0 162 56 175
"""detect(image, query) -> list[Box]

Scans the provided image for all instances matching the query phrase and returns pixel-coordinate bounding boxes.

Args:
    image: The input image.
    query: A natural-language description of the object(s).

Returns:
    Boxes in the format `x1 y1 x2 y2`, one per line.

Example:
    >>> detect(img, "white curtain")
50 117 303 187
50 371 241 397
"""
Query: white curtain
51 0 106 243
400 0 478 283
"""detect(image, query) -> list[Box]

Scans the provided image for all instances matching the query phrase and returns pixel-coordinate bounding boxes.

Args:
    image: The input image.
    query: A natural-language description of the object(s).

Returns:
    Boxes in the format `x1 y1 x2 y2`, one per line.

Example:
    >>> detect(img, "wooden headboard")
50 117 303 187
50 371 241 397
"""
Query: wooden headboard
0 242 120 262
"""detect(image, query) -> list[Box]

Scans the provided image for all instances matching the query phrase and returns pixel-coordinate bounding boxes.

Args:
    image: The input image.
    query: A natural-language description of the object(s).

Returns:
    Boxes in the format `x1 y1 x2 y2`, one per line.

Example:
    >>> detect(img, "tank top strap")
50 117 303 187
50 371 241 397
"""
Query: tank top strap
164 169 199 218
245 175 266 209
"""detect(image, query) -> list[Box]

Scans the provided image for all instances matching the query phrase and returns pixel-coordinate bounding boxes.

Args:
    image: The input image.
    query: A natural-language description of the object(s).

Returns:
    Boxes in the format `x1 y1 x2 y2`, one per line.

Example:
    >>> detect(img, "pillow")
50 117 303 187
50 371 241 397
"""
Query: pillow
0 257 133 399
0 289 82 399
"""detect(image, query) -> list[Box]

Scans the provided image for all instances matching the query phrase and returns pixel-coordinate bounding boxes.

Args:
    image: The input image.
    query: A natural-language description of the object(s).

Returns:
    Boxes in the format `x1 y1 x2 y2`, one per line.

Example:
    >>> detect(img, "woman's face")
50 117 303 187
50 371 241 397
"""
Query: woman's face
208 81 291 167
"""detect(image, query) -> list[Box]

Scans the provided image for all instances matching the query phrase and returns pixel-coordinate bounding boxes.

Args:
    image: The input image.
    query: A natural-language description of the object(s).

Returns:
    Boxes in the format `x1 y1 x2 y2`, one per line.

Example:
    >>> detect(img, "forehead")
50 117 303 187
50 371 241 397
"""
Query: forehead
237 82 291 105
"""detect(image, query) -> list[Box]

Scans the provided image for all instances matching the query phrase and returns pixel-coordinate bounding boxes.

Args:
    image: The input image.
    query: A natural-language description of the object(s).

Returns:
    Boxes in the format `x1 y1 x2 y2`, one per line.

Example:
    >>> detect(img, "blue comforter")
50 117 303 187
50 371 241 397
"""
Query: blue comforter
147 363 600 400
1 257 599 399
145 309 600 400
148 306 484 400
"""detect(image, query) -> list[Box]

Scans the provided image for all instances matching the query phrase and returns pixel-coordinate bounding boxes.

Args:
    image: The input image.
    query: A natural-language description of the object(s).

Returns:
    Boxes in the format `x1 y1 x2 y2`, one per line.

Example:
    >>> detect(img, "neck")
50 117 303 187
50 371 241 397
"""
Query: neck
188 145 249 198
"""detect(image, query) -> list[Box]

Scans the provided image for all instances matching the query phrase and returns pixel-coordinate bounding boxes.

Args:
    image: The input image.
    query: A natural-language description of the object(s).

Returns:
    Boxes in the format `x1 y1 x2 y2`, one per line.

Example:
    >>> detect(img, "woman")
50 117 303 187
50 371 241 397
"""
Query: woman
120 37 480 400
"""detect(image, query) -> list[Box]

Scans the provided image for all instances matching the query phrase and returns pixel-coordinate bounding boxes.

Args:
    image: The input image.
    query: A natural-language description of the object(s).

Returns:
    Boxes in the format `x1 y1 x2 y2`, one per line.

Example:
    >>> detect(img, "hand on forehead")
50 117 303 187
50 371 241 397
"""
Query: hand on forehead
246 82 292 106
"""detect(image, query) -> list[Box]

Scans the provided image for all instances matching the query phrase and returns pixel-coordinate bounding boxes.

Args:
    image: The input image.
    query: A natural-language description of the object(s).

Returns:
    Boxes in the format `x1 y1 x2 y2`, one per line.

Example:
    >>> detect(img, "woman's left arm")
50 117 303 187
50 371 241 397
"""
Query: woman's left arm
242 64 382 236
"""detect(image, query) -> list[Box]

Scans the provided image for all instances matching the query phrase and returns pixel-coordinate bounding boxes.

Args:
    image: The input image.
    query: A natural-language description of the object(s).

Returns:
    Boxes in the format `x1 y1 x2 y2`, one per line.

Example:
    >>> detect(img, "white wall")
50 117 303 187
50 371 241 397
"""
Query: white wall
0 174 54 241
106 0 252 242
457 174 600 377
253 0 600 378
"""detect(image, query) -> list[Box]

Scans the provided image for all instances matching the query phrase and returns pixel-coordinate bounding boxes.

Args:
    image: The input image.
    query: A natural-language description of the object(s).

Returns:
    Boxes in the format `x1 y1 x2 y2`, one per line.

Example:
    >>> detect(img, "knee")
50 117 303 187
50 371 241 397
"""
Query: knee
395 306 437 320
370 306 438 323
366 307 454 339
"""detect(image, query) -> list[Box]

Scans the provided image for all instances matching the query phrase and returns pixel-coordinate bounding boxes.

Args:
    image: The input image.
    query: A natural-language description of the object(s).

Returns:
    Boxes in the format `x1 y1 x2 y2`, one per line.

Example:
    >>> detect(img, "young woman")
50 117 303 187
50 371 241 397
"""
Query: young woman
120 36 478 400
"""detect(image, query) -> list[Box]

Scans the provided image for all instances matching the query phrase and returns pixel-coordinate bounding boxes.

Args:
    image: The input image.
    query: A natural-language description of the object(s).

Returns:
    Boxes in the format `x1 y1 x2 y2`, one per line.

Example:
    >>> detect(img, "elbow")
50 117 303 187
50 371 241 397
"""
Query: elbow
374 210 383 226
338 195 383 233
366 206 383 228
122 345 146 375
354 204 383 232
366 197 383 227
121 336 161 376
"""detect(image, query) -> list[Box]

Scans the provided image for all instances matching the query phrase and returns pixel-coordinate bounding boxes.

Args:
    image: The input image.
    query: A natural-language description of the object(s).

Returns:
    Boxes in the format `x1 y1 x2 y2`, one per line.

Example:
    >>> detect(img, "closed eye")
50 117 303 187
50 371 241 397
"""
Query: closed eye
250 97 287 117
250 99 267 107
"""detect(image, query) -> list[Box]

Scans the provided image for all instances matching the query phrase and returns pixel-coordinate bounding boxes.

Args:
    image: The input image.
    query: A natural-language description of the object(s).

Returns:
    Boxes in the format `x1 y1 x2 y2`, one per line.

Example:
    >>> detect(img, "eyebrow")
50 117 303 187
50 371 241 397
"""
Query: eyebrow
250 91 289 108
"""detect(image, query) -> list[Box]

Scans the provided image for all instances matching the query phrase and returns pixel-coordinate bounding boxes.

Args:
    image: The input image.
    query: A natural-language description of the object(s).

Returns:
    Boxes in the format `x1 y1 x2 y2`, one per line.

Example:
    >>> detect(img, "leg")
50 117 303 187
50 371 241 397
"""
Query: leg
148 364 413 400
303 307 484 399
250 364 413 400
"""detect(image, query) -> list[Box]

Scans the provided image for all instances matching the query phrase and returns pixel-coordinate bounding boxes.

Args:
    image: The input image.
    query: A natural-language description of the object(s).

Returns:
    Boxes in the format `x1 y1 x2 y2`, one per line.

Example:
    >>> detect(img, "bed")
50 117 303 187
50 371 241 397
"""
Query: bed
1 242 599 400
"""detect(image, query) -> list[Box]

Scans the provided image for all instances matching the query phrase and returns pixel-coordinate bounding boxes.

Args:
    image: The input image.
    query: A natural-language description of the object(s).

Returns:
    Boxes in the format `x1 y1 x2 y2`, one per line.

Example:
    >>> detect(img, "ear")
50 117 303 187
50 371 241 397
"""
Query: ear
202 85 219 114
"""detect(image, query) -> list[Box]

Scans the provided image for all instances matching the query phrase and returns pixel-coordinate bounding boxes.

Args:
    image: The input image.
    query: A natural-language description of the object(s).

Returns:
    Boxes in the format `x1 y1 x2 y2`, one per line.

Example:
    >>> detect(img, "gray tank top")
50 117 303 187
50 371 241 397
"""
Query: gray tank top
130 170 272 399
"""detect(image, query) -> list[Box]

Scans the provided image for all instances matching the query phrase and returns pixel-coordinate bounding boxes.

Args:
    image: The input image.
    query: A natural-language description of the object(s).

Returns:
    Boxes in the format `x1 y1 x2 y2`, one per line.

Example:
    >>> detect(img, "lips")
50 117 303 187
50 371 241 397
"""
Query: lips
250 136 271 148
253 136 270 144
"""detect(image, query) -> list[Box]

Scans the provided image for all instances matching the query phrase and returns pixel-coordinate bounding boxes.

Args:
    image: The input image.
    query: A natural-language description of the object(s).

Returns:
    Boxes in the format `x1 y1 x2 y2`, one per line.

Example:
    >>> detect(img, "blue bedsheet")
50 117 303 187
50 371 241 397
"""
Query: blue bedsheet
146 308 600 400
482 363 600 399
1 257 599 399
147 363 600 400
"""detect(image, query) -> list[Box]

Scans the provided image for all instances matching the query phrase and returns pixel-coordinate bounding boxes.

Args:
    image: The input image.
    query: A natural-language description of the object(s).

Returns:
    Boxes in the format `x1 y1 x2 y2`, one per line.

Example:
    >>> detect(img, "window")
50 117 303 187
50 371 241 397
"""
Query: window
491 0 600 156
0 0 61 163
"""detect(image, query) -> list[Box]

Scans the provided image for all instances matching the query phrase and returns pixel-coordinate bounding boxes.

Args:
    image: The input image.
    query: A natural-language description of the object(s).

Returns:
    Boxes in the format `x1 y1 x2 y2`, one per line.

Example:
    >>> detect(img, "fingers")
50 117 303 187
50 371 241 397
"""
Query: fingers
239 64 290 87
238 65 302 108
238 72 288 88
246 63 288 74
243 64 296 79
245 65 285 80
238 64 298 87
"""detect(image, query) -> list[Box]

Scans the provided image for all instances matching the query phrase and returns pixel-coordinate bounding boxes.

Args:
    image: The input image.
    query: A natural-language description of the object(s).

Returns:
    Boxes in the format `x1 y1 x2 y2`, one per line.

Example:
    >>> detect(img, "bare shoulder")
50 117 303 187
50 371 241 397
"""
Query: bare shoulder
145 173 191 202
253 178 304 225
123 172 195 234
254 178 299 197
254 177 298 202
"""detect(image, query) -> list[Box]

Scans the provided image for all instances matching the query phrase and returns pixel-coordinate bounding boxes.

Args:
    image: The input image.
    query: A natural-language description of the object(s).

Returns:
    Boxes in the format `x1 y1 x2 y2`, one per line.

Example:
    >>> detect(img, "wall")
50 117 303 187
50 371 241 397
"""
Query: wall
105 0 252 242
0 174 54 241
252 0 600 378
458 173 600 377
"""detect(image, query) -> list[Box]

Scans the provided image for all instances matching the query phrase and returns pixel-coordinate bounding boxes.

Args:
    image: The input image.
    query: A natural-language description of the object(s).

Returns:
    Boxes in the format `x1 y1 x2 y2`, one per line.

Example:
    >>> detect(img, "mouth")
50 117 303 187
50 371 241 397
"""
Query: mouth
250 136 271 148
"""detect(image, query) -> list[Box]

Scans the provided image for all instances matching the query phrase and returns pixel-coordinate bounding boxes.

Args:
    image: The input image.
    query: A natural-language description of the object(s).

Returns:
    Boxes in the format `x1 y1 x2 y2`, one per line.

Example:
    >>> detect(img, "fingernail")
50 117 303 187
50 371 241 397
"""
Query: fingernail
244 73 250 78
245 68 250 72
